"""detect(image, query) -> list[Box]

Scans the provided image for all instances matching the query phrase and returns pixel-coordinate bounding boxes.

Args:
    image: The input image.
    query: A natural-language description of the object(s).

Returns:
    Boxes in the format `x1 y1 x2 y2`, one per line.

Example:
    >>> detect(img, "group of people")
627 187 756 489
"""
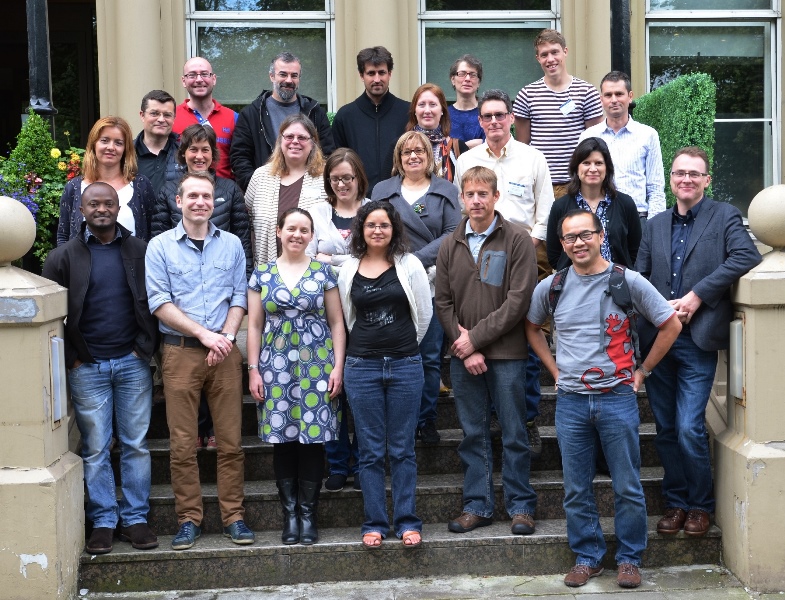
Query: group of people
43 27 764 591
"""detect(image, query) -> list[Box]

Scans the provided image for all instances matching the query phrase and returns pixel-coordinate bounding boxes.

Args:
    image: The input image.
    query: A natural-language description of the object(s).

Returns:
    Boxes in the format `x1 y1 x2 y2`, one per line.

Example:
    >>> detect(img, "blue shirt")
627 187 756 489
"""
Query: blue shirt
670 198 703 299
145 220 247 335
448 105 485 144
465 216 497 262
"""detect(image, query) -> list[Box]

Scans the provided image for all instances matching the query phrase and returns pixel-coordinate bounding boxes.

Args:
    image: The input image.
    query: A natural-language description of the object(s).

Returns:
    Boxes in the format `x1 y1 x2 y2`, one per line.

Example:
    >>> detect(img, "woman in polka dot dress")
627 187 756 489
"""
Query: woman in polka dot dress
246 207 346 546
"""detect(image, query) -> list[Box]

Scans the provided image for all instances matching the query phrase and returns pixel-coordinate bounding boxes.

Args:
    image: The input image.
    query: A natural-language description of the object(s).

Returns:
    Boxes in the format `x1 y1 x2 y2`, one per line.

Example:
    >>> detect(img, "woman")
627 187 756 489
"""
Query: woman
247 207 345 546
447 54 485 148
406 83 468 182
338 201 431 549
306 148 369 492
546 137 642 271
245 114 328 267
371 131 461 445
57 116 155 245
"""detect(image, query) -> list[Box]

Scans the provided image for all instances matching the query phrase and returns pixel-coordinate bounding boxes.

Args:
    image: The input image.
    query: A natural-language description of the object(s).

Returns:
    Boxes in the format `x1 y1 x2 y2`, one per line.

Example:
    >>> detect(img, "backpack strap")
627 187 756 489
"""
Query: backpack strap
607 264 641 367
547 267 570 340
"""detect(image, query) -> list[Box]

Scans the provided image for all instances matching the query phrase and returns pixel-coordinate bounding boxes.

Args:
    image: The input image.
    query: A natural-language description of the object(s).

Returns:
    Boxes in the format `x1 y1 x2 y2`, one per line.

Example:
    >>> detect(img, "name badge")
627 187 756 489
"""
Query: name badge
559 98 576 116
507 181 526 197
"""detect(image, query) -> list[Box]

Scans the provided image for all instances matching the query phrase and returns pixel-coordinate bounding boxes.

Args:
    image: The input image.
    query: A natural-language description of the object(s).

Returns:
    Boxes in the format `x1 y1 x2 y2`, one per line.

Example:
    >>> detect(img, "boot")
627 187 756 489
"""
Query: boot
276 479 299 545
298 479 321 545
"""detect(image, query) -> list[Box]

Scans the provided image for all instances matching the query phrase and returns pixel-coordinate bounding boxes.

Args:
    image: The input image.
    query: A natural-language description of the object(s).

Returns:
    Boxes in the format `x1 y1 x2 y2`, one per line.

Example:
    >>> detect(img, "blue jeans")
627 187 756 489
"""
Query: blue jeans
325 392 359 476
645 333 717 513
451 358 536 518
344 355 424 538
556 388 647 567
68 352 152 529
525 346 542 422
418 302 443 428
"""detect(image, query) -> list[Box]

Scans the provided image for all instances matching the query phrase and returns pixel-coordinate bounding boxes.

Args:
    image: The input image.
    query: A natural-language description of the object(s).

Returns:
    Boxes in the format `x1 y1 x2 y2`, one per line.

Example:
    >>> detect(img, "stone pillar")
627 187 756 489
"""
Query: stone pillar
715 185 785 592
0 197 83 599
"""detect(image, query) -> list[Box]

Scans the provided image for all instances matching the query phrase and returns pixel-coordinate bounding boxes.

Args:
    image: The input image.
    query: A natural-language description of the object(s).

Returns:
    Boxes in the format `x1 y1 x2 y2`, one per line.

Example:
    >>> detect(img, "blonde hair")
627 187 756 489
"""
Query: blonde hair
267 114 325 178
83 116 137 183
391 131 436 177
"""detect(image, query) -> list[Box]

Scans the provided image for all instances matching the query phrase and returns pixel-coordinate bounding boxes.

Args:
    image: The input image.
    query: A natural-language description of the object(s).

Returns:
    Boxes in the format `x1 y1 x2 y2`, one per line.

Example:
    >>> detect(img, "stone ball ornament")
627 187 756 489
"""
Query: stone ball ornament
0 196 37 266
748 184 785 250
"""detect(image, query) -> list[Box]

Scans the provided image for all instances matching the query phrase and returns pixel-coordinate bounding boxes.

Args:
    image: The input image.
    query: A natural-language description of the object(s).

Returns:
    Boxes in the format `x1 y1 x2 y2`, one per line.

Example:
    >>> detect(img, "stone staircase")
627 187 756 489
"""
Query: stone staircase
79 365 721 593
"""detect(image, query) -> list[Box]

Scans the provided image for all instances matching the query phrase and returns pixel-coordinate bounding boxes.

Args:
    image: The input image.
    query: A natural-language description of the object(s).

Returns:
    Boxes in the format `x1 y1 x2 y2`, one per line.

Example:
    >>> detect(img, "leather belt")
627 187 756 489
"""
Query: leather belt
162 334 205 349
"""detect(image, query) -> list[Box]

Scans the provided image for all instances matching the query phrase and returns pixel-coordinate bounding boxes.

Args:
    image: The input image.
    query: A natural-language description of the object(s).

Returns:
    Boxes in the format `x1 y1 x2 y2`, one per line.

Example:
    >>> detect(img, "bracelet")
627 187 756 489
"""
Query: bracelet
637 365 652 378
248 364 258 371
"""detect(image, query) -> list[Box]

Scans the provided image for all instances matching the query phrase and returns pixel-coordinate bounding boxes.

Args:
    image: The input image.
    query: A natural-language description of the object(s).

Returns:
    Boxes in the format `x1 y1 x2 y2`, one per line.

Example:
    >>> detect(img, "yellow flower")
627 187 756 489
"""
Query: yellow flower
50 148 61 159
57 162 68 171
63 131 70 136
71 153 79 161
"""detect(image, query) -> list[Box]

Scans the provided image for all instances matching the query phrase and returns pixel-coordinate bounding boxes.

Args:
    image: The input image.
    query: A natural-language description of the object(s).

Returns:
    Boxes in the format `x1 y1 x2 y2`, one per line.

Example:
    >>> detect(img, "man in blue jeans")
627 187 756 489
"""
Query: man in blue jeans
435 166 538 536
42 182 159 554
526 210 681 588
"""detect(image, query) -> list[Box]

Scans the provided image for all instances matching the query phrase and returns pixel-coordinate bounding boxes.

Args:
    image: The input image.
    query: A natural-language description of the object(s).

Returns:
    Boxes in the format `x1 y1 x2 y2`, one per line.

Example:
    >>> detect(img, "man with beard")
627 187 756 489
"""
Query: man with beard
231 51 335 192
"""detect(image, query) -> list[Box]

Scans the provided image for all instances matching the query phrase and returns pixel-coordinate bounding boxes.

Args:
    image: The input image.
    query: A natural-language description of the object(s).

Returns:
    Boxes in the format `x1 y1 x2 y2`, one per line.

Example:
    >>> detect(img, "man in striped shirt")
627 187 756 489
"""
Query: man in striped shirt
513 29 604 199
580 71 666 225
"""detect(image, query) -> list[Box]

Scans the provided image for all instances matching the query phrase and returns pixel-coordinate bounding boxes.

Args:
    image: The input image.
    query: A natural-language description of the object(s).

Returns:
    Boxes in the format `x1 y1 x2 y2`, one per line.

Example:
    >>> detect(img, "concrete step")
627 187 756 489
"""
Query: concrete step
78 517 721 593
142 467 668 536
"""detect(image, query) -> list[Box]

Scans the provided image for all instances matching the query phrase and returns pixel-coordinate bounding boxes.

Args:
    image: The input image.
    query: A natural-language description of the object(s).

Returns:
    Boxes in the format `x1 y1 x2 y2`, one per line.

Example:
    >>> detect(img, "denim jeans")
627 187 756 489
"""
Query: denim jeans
325 392 359 476
556 388 647 567
344 355 424 538
68 352 152 529
418 302 444 428
645 333 718 513
525 347 542 422
450 358 537 518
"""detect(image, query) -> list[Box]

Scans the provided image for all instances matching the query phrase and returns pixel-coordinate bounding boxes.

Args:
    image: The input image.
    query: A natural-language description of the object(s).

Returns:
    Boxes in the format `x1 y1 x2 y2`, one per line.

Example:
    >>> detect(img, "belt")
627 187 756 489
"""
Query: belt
162 334 205 349
638 211 648 218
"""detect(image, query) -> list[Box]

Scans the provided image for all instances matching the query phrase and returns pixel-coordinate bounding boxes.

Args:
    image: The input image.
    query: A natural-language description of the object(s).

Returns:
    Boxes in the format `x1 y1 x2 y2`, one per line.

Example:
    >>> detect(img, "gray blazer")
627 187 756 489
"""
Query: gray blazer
635 196 761 352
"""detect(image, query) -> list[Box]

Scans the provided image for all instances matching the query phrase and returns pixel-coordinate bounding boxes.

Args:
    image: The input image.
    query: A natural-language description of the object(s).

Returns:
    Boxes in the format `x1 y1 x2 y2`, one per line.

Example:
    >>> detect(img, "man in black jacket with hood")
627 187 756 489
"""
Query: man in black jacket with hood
230 51 335 192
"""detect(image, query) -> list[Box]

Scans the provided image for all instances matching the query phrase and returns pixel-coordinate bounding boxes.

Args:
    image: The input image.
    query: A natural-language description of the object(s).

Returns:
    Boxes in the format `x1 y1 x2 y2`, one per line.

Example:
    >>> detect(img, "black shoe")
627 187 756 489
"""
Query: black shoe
352 475 361 491
298 480 321 545
118 523 158 550
277 479 299 545
85 527 114 554
324 473 347 491
526 420 542 459
419 420 441 445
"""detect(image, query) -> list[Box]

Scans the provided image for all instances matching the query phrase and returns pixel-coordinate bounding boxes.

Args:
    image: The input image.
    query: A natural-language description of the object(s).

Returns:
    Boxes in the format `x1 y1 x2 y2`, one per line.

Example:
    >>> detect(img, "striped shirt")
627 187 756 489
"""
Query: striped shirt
513 77 603 184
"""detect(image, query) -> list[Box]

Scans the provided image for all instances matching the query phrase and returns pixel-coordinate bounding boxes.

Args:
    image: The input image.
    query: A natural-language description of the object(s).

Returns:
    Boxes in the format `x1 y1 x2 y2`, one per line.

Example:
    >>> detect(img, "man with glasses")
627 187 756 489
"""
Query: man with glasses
173 57 237 180
526 210 681 589
231 51 335 192
454 88 554 458
635 146 761 539
135 89 180 195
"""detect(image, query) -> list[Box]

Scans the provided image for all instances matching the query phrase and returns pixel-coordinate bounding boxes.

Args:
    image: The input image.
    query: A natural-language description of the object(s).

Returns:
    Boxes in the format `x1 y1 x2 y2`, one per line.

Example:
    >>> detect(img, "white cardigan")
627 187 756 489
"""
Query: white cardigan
305 198 370 269
337 253 432 345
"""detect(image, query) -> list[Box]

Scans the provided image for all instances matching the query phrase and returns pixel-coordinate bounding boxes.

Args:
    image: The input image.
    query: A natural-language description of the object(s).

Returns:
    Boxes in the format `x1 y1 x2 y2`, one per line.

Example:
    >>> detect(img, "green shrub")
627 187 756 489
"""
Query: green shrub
634 73 716 207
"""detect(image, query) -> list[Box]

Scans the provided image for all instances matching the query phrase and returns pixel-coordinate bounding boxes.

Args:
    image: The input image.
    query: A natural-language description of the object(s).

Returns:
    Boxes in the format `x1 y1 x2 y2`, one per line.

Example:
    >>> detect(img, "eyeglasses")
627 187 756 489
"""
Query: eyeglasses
329 175 355 185
282 134 312 143
365 223 392 231
275 71 300 80
146 110 175 120
561 229 601 244
401 148 426 157
479 112 509 123
671 170 708 180
455 70 479 80
183 72 213 80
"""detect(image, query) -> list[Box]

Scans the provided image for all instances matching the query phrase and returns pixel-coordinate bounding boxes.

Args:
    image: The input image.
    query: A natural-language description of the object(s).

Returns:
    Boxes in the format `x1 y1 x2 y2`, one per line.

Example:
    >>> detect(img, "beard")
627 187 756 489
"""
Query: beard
276 82 297 102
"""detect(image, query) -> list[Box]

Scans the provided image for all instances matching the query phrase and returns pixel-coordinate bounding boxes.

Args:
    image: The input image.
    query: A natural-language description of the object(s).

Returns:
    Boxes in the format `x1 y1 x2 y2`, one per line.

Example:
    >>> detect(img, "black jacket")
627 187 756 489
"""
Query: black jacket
42 223 158 368
134 132 182 196
546 191 642 271
152 175 253 278
332 91 410 190
230 90 336 192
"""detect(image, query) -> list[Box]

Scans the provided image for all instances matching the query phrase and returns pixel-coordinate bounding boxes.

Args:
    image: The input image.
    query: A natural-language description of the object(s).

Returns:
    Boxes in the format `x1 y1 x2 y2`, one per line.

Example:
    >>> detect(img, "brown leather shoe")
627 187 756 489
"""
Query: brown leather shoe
684 509 711 537
447 512 493 533
564 564 603 587
657 507 687 534
118 523 159 549
617 563 642 588
85 527 114 554
511 513 535 535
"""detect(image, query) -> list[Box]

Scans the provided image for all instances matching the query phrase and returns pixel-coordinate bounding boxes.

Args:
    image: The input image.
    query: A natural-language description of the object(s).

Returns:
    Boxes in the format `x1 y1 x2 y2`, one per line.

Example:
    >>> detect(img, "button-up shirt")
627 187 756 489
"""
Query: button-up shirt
670 198 703 299
575 191 612 261
145 220 247 335
465 216 498 262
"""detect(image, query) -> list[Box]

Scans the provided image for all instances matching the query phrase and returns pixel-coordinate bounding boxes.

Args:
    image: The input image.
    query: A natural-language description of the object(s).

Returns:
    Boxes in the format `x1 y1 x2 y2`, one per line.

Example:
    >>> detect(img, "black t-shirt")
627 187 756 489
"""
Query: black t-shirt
347 266 418 358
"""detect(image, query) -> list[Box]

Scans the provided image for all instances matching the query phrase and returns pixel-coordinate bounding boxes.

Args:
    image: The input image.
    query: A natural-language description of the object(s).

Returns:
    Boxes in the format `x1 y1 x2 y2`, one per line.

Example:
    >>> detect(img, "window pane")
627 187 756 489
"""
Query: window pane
195 0 326 10
424 24 547 103
425 0 551 9
713 121 767 215
196 24 327 108
649 0 770 9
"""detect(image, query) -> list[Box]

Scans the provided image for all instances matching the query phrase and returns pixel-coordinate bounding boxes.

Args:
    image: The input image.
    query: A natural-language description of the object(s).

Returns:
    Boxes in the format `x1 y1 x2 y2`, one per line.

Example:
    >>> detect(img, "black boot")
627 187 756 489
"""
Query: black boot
298 479 320 545
276 479 299 545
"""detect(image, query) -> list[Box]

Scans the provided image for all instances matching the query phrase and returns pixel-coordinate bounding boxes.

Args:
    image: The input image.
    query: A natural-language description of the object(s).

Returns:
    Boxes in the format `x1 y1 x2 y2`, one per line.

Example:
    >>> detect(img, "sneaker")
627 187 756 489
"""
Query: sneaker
171 521 201 550
195 437 204 450
223 520 255 545
510 513 535 535
526 420 542 459
419 420 441 445
617 563 641 588
564 564 603 587
205 435 217 450
325 473 348 491
447 512 493 533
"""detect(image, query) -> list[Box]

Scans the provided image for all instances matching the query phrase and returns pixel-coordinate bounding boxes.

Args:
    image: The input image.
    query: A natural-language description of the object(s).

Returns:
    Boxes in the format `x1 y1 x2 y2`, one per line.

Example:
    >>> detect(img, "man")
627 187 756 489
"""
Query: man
331 46 410 190
513 28 604 198
435 166 538 538
145 171 254 550
231 51 335 191
526 210 681 589
173 56 238 180
636 146 761 538
454 89 554 457
42 182 159 555
134 89 181 195
579 71 666 224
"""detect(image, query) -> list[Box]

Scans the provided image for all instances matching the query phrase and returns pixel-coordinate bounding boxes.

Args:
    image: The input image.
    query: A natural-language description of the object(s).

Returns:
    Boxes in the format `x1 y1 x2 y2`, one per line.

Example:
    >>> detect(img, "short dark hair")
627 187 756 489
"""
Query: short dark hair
323 148 369 206
478 89 512 114
567 137 617 199
356 46 393 74
141 90 176 113
601 70 632 93
177 124 219 168
673 146 710 173
449 54 483 82
277 207 314 232
350 200 409 261
177 171 215 199
81 181 118 206
269 51 302 76
558 209 603 239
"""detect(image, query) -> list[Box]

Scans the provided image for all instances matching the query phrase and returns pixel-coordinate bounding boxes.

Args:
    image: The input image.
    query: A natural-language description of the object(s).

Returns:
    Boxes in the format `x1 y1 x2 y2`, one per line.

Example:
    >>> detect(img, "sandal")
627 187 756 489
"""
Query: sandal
362 532 383 549
401 530 422 548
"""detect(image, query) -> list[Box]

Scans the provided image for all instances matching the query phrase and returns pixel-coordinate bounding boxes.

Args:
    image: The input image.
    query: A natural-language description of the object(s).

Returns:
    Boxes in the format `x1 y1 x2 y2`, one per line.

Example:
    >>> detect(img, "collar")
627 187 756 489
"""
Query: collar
185 98 224 116
484 136 514 159
174 219 219 240
672 196 704 222
465 215 498 237
85 225 122 244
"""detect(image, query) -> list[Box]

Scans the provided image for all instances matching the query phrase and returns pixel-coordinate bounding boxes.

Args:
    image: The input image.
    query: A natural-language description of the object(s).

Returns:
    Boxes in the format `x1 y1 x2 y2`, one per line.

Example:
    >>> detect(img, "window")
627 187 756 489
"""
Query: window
186 1 334 111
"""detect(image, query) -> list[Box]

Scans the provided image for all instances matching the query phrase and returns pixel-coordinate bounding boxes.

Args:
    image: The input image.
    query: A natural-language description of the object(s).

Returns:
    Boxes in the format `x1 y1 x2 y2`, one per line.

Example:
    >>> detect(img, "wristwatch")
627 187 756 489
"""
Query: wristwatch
221 332 236 343
248 364 258 371
637 365 652 378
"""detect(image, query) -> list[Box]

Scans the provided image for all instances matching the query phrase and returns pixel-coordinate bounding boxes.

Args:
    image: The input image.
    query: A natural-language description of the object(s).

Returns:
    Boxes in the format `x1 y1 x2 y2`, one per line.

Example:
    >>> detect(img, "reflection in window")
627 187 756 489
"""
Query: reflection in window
195 0 326 10
649 0 770 9
714 121 765 214
425 0 550 9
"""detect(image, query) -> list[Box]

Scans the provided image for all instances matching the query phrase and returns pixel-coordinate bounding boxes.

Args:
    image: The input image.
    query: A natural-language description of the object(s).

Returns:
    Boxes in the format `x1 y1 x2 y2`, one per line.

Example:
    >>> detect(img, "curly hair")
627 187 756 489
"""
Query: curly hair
82 116 137 183
349 200 409 261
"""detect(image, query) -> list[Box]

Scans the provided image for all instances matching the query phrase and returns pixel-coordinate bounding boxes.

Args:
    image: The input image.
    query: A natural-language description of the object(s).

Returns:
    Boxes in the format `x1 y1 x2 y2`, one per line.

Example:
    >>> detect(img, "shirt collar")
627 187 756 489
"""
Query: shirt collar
484 136 513 159
465 215 498 237
174 219 219 240
672 197 704 222
85 225 122 244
